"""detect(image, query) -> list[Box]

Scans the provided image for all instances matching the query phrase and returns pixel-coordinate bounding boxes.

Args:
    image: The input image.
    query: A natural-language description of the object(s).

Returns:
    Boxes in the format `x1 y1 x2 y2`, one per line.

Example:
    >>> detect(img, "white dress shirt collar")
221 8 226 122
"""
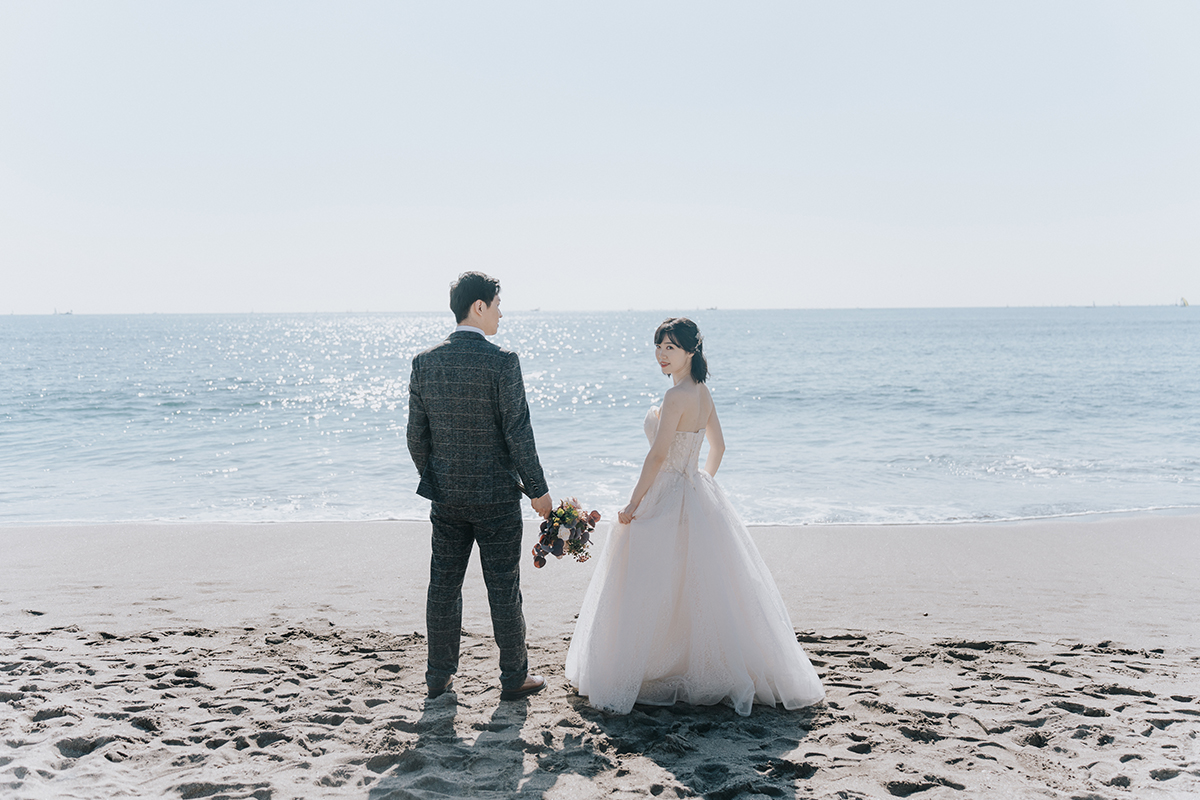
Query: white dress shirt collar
454 324 487 337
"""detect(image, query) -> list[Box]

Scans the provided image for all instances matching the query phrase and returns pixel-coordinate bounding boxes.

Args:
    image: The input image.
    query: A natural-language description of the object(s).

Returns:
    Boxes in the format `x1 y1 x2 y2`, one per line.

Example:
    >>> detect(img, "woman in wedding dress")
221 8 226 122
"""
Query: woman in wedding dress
565 318 825 716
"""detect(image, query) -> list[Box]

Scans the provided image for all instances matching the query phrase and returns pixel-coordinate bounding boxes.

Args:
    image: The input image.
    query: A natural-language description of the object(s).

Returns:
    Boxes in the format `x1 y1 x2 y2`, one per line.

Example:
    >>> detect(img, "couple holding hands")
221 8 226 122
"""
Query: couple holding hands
406 272 823 716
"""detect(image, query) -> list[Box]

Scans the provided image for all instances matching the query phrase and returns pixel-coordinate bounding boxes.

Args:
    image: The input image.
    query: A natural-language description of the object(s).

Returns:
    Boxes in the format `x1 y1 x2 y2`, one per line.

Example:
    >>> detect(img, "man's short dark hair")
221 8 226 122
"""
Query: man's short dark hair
450 272 501 323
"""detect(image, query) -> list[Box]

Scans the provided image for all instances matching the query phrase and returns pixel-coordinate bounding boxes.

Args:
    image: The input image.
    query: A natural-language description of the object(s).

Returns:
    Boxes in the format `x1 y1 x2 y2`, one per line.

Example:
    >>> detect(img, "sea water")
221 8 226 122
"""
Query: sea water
1 307 1197 525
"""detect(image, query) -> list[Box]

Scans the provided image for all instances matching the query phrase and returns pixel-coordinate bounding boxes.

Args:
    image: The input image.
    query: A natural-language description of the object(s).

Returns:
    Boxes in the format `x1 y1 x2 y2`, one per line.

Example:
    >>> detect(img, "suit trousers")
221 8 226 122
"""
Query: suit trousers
426 501 529 692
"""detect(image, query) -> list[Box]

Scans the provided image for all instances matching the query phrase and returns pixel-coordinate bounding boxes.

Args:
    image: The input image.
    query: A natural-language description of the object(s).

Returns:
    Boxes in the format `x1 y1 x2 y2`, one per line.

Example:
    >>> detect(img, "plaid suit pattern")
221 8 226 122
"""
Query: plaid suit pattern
406 331 549 692
407 333 548 506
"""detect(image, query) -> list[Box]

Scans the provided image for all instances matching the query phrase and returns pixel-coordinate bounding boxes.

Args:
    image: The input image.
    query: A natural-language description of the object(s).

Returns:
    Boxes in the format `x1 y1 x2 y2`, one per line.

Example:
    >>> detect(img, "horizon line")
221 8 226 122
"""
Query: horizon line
8 302 1193 317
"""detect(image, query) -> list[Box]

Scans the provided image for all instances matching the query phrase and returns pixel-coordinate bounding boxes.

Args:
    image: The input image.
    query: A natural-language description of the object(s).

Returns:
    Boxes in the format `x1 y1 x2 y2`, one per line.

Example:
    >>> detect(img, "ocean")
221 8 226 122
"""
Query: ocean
2 307 1197 526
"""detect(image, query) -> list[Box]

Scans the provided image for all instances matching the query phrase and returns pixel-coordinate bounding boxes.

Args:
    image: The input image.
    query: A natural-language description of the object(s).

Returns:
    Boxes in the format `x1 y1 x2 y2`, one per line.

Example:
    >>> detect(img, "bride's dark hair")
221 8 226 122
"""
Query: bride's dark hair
654 317 708 383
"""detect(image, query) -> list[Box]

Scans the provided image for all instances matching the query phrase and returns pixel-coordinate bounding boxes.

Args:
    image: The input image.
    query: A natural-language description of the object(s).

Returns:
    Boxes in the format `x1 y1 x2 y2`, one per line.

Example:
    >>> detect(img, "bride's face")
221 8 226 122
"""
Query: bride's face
655 337 692 377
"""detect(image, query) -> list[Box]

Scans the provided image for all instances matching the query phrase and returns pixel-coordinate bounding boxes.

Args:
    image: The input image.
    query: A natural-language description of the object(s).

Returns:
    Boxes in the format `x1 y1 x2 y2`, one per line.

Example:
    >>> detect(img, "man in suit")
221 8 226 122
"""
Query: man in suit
407 272 553 701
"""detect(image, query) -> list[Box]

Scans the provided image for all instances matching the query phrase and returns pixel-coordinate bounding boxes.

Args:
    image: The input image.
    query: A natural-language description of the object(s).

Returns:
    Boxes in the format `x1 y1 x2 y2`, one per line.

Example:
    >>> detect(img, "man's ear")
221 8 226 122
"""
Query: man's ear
473 299 486 317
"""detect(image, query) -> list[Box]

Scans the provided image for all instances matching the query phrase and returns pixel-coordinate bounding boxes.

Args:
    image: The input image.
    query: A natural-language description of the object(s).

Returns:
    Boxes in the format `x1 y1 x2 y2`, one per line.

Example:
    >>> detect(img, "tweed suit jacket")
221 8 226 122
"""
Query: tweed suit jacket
407 331 549 507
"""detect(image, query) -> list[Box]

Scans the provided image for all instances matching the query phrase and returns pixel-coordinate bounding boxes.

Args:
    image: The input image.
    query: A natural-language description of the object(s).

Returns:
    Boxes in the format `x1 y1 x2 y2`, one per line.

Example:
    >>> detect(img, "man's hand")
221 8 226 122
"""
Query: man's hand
531 492 553 519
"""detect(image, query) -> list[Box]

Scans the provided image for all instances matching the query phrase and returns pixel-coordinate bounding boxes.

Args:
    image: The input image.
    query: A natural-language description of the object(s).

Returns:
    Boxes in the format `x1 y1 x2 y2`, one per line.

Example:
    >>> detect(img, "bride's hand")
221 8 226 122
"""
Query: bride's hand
617 503 637 525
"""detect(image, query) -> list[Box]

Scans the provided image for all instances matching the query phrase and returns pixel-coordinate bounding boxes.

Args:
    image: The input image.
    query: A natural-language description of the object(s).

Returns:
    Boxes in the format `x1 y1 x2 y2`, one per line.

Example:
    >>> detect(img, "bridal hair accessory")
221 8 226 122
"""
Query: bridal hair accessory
532 499 600 568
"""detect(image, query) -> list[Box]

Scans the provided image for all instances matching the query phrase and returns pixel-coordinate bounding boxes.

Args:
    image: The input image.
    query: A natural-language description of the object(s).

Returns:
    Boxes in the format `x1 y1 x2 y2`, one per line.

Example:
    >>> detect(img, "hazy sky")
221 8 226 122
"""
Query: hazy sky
2 1 1197 314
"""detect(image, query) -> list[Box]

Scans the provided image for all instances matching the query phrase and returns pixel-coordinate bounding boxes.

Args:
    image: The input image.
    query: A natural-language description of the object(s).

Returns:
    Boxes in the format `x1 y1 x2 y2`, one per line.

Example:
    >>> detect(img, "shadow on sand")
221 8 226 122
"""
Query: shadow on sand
368 685 822 799
569 697 822 799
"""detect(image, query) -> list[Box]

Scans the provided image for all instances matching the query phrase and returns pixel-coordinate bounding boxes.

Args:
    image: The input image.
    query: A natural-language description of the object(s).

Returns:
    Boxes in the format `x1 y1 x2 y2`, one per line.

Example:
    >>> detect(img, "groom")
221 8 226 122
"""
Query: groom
407 271 553 701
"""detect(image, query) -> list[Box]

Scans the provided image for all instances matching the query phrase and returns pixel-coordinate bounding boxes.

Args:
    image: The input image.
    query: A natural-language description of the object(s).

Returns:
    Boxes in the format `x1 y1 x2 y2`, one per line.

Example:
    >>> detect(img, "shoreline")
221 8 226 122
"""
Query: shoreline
4 511 1197 649
5 503 1199 530
3 512 1198 797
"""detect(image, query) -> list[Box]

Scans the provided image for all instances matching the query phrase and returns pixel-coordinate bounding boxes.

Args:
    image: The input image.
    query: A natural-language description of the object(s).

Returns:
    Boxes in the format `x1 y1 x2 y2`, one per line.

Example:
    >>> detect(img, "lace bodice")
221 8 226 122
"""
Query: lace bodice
644 406 704 476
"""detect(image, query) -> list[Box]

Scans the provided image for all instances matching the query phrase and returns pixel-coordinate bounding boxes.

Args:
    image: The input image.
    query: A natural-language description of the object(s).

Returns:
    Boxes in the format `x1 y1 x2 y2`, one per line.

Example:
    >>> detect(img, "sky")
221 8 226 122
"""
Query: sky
2 1 1197 314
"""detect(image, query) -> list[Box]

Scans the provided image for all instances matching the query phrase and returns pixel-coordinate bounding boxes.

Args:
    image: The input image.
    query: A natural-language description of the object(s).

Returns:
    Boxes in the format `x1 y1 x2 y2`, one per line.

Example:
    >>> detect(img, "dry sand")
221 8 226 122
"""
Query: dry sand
2 513 1198 799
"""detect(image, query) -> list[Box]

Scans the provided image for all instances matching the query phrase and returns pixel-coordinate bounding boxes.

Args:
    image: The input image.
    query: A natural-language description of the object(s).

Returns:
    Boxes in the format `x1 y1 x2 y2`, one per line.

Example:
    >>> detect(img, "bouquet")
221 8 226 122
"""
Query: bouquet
532 499 601 568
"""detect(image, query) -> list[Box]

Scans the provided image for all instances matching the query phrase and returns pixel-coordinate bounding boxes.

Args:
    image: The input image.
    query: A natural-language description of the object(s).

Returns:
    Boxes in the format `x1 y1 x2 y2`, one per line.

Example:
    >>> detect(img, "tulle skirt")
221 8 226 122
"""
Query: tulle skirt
565 468 825 716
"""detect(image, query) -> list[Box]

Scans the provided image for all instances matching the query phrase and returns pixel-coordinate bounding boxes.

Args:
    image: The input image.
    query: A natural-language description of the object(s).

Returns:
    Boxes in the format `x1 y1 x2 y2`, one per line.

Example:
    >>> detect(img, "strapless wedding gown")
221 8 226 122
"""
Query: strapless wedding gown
565 407 825 716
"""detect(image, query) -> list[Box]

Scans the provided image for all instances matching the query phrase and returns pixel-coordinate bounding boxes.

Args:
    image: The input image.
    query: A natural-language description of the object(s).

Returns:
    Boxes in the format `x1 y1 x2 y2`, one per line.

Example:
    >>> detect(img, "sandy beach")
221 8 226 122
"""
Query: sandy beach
2 513 1198 798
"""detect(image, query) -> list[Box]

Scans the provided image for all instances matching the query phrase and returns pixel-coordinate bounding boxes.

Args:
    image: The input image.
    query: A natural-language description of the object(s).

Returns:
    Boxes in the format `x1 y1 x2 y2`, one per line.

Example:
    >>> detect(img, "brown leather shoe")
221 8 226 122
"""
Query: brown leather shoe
426 676 454 699
500 674 546 701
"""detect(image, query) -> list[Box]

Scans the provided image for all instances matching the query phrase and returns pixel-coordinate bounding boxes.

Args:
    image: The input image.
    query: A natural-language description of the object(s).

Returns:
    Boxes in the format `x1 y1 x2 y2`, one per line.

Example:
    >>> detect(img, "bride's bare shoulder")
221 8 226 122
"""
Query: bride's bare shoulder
660 383 688 409
662 382 702 406
698 383 716 415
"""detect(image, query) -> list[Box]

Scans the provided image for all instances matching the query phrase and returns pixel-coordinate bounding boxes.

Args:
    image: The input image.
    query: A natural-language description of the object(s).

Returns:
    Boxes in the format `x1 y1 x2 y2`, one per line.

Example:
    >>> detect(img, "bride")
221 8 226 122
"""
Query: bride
565 317 825 716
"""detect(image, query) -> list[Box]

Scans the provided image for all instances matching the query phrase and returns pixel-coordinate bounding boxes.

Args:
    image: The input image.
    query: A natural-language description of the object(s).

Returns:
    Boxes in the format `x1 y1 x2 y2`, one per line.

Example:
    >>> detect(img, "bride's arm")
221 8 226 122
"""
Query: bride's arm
618 393 686 524
703 397 725 476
